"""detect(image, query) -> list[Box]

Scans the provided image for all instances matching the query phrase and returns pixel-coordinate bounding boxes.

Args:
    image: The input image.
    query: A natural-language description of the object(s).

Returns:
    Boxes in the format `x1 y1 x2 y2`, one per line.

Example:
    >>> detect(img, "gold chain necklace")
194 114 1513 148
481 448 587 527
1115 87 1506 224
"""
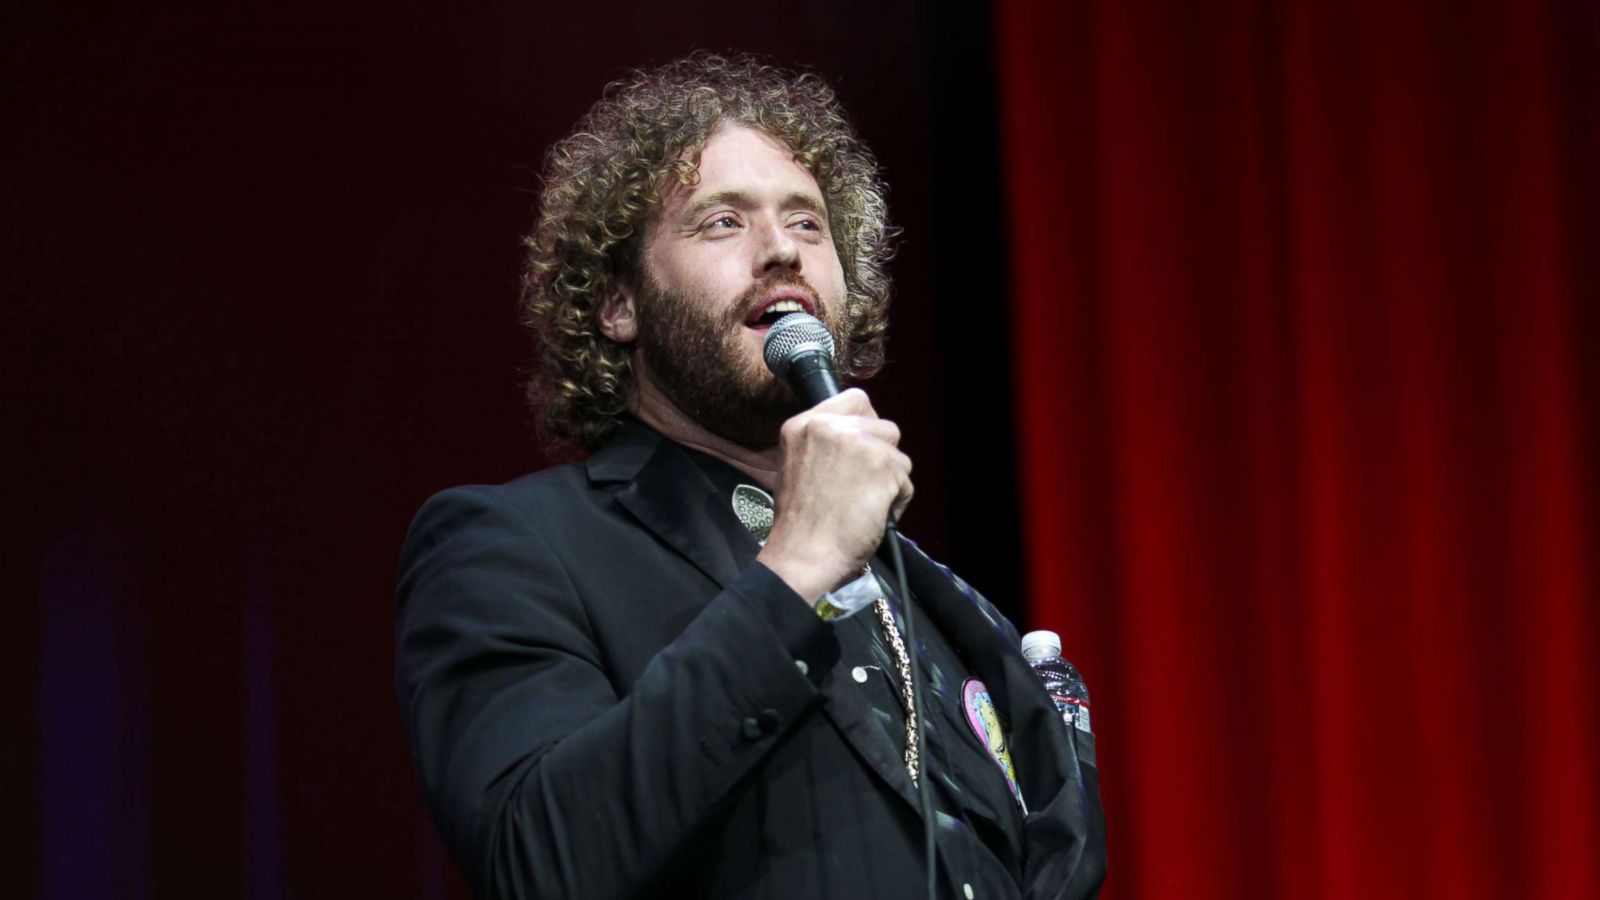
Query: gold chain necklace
872 593 920 785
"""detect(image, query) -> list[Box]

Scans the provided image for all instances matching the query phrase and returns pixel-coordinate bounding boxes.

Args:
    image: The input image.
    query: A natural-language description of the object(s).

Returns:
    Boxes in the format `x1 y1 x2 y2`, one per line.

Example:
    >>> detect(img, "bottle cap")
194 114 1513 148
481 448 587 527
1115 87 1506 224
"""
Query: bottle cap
1020 630 1062 661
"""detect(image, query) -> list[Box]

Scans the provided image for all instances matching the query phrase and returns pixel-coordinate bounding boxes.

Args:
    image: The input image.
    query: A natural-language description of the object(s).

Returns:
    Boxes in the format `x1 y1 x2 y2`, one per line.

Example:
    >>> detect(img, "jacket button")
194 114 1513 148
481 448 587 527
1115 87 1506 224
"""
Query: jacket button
758 708 781 735
741 717 763 741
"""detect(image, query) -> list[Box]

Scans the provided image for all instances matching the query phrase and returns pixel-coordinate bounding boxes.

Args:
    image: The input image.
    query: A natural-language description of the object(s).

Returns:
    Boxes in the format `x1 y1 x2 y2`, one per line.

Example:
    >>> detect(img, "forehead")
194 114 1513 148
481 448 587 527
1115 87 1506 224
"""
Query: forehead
661 124 825 213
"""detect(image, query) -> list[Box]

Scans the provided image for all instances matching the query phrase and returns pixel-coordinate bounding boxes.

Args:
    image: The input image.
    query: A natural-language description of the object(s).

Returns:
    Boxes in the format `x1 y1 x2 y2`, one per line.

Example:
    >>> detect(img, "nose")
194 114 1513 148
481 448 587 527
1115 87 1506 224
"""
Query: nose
755 218 800 276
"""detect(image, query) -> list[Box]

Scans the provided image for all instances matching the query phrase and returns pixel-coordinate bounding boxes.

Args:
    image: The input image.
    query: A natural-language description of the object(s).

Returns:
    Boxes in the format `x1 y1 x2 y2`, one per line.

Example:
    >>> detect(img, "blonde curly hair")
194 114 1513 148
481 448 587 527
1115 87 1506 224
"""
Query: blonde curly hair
520 52 896 452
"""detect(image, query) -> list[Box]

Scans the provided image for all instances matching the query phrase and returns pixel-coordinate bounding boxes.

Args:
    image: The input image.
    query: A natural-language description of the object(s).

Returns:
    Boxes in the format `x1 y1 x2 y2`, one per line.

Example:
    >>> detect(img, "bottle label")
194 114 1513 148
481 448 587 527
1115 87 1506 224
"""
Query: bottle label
1069 702 1091 734
1050 691 1092 733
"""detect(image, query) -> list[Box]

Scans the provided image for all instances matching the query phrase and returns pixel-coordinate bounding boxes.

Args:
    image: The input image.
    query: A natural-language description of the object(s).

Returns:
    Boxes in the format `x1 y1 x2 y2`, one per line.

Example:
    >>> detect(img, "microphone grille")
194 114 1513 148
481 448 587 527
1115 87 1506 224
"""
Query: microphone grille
762 312 836 378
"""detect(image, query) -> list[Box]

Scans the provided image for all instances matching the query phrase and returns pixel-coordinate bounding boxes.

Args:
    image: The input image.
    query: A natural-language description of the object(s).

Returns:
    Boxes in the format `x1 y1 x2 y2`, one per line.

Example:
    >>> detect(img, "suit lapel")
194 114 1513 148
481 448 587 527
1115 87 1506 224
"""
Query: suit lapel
887 537 1074 811
893 540 1018 714
621 457 748 589
588 422 750 590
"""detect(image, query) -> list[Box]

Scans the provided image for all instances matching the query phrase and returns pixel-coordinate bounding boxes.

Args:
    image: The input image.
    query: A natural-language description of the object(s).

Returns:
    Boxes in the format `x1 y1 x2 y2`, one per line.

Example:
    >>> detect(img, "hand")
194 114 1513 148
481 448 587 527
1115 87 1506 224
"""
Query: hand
755 389 914 605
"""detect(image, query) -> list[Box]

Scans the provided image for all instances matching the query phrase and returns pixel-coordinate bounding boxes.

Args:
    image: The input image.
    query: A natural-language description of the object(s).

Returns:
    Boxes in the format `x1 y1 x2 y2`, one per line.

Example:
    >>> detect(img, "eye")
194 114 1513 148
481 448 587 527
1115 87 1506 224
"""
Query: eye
789 216 823 233
702 214 741 232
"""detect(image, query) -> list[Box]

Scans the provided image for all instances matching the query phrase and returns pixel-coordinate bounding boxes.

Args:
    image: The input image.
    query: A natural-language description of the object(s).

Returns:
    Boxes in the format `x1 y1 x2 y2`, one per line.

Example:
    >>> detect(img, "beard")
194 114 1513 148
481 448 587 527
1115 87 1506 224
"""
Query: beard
634 270 847 450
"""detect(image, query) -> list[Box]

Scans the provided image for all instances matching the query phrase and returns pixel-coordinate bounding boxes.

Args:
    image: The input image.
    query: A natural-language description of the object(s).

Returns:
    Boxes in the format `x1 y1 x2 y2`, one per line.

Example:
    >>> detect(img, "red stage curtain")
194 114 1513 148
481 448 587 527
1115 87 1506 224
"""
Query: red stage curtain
995 2 1598 897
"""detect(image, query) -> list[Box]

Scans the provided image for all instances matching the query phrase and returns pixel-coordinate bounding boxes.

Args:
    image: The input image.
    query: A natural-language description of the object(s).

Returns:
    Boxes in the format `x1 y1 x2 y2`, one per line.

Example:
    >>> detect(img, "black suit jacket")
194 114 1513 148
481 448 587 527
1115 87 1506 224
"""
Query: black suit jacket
395 423 1106 899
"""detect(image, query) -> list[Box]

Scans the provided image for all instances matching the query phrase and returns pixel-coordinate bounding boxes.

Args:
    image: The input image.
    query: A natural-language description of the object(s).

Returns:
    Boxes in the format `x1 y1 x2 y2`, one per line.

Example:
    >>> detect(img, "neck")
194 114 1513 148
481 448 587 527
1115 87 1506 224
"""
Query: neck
631 366 782 490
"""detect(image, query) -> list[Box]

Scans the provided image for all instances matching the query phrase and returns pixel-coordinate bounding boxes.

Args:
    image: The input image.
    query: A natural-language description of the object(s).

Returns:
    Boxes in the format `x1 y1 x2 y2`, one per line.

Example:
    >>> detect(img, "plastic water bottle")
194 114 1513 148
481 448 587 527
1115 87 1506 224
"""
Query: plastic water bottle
1021 630 1092 734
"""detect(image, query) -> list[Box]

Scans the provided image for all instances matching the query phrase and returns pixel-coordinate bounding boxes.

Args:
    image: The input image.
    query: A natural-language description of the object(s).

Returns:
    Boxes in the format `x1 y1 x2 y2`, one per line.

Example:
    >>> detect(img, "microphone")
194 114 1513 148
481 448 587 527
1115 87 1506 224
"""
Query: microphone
762 312 840 406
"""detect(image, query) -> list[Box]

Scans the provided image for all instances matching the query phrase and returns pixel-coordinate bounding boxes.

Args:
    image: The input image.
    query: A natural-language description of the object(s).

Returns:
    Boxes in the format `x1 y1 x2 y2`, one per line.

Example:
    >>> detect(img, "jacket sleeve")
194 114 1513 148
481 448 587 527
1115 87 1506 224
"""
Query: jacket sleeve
395 485 841 899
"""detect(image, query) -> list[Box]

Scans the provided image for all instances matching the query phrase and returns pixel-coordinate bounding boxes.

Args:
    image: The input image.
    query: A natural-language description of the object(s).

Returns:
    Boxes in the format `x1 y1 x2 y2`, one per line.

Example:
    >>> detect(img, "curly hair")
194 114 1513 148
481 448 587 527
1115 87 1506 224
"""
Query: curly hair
520 52 896 452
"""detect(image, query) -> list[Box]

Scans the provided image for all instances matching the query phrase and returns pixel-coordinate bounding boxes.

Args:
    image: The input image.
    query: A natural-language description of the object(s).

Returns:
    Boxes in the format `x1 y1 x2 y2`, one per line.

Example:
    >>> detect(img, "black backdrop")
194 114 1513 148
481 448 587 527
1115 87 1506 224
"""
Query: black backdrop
5 3 1029 896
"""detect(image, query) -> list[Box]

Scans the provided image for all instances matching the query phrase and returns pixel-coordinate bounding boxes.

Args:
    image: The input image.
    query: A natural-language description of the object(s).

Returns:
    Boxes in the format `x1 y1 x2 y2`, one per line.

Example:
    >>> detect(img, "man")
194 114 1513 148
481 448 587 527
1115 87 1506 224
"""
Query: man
395 53 1105 899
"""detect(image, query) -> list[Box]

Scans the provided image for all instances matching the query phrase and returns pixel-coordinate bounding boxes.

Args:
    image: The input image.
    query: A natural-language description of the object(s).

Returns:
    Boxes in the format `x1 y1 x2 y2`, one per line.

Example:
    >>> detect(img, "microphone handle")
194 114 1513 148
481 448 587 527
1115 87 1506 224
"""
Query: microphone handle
787 349 841 407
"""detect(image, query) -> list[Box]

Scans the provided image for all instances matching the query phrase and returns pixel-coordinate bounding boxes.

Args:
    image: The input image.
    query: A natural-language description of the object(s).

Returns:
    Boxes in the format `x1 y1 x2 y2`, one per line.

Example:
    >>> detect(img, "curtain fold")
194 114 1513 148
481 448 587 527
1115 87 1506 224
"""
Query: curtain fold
995 2 1599 897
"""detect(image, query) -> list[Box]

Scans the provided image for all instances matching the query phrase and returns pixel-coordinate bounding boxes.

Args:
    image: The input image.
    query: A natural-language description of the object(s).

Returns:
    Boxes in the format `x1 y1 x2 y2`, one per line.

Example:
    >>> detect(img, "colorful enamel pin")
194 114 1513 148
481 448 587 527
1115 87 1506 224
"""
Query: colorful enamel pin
962 678 1027 813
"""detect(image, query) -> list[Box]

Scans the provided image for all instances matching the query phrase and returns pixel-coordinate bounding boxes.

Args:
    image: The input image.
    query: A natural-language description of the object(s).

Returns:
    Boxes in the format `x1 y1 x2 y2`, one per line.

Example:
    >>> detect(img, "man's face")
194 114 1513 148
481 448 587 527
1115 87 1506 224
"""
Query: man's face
630 123 850 449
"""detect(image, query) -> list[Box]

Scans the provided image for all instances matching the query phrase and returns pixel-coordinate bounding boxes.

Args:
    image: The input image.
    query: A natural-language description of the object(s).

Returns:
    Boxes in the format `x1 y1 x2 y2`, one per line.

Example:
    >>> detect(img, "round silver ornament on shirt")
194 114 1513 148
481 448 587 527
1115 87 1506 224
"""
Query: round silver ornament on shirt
731 484 775 544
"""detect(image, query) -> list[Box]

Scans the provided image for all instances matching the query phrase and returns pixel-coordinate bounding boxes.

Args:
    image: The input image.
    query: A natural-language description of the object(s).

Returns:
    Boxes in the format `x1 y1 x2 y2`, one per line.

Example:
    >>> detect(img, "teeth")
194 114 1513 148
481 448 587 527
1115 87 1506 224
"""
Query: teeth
766 299 805 315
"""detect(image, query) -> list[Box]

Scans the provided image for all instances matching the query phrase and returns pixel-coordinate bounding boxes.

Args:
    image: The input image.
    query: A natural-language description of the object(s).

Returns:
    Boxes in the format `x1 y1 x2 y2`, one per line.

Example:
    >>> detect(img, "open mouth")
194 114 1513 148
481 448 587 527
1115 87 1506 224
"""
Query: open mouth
744 296 814 330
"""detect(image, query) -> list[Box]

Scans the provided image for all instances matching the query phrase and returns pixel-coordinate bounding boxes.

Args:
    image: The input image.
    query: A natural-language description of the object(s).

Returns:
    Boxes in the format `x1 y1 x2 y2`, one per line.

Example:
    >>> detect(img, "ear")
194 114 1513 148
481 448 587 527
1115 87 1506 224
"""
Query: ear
597 284 638 343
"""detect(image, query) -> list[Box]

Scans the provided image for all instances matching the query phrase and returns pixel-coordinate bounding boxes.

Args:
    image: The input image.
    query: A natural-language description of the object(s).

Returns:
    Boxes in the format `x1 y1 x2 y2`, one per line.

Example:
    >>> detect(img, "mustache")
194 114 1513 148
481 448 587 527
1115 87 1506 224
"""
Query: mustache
730 273 826 325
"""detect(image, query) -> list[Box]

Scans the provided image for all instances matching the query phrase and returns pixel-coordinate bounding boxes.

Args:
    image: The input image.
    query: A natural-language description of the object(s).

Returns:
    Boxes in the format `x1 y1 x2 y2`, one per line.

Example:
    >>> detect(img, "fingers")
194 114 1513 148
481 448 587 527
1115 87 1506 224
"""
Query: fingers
782 389 899 448
776 408 910 502
890 453 914 520
791 415 900 454
855 417 901 446
891 480 915 522
813 387 875 418
781 419 901 453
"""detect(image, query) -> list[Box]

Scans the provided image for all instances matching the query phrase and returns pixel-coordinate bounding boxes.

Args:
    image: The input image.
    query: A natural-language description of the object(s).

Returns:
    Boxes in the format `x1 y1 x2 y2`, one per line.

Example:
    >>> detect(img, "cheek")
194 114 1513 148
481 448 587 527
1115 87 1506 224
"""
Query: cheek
814 247 848 297
823 259 850 320
678 250 747 296
651 252 731 310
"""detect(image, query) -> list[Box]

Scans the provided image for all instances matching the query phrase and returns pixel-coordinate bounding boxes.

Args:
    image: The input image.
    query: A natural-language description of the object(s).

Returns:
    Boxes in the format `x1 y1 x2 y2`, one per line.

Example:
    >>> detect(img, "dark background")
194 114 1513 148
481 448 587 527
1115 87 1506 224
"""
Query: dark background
11 2 1599 899
6 2 1022 897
